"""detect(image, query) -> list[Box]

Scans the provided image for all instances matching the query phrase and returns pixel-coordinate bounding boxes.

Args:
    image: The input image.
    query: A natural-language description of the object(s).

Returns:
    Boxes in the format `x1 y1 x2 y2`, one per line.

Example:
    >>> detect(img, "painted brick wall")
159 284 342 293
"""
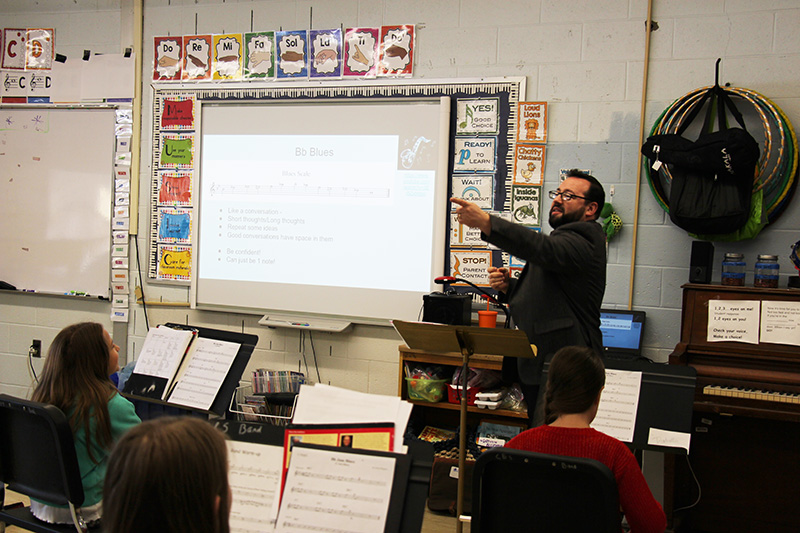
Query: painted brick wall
1 0 798 398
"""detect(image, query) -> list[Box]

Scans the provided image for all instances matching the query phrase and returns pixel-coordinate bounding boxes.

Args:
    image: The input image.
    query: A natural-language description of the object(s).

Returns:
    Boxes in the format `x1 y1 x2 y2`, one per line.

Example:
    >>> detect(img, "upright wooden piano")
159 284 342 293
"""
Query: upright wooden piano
667 284 800 532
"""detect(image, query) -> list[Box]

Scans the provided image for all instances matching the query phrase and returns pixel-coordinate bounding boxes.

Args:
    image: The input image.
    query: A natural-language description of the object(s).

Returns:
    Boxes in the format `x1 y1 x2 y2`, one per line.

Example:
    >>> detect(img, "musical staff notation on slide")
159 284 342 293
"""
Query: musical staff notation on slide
208 181 390 199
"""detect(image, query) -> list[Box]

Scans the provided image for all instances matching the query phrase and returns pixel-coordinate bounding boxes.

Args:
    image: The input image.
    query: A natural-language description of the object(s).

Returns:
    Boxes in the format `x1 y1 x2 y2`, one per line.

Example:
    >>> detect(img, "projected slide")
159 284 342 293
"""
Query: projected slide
199 134 435 291
194 99 449 322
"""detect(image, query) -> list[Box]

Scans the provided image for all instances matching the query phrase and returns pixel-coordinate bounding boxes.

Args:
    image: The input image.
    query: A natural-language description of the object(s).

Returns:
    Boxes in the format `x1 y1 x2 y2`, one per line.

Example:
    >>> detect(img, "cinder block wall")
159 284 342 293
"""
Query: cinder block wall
2 0 799 398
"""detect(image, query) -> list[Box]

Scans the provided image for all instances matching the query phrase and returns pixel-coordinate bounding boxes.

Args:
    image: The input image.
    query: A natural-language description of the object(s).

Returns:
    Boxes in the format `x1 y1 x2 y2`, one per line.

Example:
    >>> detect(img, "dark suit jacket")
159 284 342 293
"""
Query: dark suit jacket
483 217 607 384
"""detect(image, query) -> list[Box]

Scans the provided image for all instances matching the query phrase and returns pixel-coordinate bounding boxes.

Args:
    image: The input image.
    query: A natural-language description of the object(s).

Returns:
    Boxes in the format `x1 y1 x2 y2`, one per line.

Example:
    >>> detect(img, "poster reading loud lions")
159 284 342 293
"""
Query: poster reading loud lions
309 29 342 78
517 102 548 143
276 30 308 79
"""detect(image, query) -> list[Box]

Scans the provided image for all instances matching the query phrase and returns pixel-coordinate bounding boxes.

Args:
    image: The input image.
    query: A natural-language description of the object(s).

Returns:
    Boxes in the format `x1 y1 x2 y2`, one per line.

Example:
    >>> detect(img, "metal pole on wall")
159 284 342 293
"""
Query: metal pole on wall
128 0 143 237
628 0 654 309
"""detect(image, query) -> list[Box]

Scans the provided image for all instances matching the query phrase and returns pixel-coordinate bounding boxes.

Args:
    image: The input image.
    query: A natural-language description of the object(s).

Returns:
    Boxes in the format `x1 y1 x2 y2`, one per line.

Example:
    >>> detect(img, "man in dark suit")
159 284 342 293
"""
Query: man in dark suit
451 170 606 425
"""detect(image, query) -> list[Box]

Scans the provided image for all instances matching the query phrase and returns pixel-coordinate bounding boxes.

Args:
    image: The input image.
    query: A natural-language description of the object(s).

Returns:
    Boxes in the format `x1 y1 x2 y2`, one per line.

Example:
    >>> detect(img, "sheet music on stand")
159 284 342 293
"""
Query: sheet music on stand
227 439 283 532
167 336 240 410
275 443 411 533
212 419 287 533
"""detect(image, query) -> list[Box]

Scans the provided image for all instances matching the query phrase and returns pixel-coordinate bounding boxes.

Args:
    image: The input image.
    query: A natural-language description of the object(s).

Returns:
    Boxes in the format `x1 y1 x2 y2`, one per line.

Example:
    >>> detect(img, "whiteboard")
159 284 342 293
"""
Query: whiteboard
0 107 116 297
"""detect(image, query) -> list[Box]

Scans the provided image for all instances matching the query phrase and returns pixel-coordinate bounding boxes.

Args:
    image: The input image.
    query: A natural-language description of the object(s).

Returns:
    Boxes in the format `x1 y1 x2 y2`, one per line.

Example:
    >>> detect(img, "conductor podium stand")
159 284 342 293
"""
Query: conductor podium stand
392 320 536 531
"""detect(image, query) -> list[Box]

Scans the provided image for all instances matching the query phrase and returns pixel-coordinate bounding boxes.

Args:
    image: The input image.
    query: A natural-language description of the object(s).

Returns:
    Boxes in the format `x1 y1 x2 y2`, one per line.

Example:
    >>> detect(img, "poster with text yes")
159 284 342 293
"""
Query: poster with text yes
456 98 499 135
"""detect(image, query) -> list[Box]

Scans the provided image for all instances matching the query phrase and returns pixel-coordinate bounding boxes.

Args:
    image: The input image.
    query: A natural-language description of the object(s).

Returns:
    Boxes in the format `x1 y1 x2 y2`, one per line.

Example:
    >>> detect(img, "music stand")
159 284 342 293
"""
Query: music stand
392 320 536 531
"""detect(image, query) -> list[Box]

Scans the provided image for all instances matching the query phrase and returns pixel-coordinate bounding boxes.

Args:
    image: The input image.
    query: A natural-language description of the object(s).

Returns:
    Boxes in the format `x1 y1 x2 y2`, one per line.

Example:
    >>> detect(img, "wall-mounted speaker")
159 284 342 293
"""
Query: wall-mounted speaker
422 293 472 325
689 241 714 283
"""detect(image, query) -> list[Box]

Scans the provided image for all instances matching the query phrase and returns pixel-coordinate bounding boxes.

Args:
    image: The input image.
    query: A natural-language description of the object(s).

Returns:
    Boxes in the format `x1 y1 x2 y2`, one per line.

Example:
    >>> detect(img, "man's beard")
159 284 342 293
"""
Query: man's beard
549 206 585 228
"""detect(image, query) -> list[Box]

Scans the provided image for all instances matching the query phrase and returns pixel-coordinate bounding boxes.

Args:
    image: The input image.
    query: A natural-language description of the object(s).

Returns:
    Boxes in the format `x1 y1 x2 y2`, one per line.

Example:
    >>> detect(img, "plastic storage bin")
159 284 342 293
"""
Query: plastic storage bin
405 377 447 403
447 384 482 406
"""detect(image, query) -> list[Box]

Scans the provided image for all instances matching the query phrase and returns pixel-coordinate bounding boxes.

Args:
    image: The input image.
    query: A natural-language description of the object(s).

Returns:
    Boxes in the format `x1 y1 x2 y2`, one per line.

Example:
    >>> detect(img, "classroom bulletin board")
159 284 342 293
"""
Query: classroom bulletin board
148 79 526 289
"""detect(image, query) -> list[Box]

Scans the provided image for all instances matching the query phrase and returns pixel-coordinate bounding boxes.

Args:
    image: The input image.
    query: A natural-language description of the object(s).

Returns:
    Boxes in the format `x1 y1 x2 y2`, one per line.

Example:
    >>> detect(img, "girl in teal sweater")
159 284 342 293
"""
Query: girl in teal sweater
31 322 140 526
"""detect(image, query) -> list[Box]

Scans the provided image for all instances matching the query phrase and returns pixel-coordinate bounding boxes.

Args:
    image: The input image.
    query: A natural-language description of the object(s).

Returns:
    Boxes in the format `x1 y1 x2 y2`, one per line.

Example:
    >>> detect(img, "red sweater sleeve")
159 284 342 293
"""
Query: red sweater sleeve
506 426 666 533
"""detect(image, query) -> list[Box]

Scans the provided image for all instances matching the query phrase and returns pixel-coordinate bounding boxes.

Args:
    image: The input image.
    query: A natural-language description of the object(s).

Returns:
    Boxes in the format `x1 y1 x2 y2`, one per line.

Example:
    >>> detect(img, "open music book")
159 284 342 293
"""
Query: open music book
122 324 241 410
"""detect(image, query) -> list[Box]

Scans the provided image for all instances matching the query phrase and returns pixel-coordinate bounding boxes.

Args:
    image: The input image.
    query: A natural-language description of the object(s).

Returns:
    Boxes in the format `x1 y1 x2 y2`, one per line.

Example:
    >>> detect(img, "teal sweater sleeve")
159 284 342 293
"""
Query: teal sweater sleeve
74 393 140 507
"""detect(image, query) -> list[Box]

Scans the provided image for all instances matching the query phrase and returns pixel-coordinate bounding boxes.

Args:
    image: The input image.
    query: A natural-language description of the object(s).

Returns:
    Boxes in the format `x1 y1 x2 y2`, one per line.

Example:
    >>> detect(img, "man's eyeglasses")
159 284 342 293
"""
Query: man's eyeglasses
548 190 588 202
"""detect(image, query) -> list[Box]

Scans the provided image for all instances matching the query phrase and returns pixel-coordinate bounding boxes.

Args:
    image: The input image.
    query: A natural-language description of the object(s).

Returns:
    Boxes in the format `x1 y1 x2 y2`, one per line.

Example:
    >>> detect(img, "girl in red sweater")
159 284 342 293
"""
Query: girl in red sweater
506 346 666 533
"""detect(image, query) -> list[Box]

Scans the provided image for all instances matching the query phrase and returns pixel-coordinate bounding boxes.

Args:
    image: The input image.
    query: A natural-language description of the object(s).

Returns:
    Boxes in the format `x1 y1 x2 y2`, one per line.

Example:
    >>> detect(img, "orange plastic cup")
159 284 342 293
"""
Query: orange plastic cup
477 310 498 328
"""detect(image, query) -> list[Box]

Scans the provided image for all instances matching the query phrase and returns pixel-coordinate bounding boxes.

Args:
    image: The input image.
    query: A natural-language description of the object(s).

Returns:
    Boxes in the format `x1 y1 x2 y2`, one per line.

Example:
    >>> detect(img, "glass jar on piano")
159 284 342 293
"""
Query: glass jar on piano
754 255 779 288
721 253 746 287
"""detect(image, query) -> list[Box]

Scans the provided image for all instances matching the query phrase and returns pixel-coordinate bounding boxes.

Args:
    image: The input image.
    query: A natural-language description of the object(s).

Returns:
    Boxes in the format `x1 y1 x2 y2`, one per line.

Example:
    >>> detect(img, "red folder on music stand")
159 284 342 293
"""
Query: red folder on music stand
392 320 536 529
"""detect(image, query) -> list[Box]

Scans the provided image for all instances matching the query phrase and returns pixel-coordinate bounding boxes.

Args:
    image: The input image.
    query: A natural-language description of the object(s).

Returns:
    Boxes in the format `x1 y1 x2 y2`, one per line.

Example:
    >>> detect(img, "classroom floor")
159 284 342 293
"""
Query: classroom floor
2 489 467 533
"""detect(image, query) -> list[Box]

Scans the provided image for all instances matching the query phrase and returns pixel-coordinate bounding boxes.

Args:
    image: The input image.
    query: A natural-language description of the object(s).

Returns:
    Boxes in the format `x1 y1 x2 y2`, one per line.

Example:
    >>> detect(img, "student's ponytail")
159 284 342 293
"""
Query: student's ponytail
542 346 605 424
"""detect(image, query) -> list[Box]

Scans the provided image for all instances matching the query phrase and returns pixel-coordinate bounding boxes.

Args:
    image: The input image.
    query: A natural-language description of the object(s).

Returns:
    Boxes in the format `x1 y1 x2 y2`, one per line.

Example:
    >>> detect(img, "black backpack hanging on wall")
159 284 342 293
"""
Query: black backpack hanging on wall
641 81 760 235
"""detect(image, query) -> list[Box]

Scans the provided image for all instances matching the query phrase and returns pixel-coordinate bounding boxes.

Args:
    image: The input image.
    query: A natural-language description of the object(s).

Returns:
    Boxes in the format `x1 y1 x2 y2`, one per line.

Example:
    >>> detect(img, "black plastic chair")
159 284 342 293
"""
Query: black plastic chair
0 394 87 533
471 447 621 533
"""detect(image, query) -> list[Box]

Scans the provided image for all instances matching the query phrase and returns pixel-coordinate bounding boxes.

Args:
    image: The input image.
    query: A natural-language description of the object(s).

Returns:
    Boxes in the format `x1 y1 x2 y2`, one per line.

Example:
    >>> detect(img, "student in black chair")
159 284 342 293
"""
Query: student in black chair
103 416 232 533
30 322 140 526
505 346 666 533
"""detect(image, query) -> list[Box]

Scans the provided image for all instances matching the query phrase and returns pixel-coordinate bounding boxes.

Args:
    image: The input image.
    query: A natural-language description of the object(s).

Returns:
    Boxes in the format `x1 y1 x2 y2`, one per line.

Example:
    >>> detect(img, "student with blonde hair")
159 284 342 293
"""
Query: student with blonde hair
505 346 666 533
103 416 232 533
30 321 140 525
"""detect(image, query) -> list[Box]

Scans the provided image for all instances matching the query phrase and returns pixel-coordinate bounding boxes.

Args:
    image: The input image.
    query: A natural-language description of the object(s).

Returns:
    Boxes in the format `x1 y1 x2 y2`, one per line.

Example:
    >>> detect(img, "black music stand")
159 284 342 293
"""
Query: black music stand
392 320 536 531
124 323 257 418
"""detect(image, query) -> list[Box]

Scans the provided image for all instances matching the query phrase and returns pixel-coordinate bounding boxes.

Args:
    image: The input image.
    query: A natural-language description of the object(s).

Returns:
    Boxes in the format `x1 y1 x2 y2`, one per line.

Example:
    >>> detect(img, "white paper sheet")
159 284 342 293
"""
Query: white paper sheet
648 427 691 453
707 299 760 344
132 326 195 380
592 369 642 443
227 440 283 533
291 384 412 452
760 300 800 347
167 337 240 410
275 446 395 533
